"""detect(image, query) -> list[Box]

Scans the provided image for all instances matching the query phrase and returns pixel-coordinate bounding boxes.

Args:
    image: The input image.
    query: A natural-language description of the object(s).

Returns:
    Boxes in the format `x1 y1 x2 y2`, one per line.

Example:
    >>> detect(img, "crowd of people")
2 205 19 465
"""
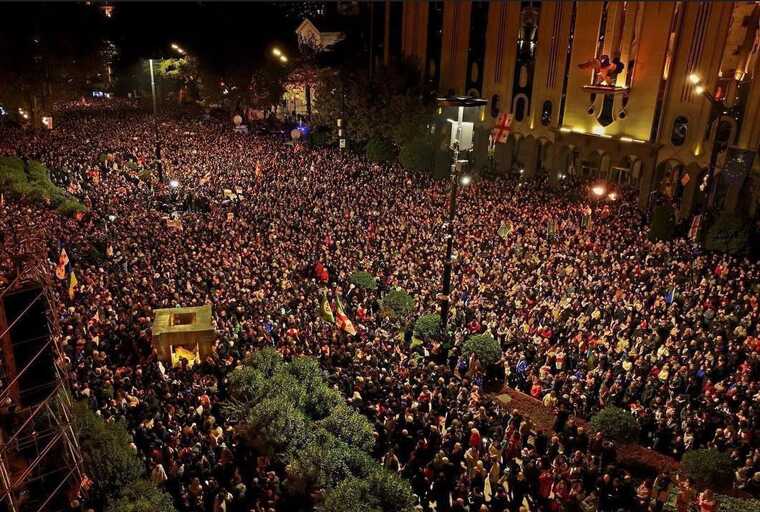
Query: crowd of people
1 103 758 512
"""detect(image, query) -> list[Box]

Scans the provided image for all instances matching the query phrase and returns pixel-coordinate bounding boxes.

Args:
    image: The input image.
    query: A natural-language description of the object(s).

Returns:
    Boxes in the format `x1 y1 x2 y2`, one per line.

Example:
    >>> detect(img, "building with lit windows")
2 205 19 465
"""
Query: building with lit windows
402 1 760 218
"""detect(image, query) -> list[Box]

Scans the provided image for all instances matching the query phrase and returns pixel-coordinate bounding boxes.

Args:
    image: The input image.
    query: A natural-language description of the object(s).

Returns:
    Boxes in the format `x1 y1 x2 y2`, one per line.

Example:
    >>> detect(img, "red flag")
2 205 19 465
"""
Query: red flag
491 113 512 143
335 296 357 336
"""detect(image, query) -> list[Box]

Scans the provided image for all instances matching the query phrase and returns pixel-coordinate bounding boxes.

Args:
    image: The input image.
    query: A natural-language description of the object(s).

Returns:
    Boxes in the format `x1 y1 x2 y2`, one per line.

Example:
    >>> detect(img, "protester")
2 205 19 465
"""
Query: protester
1 102 757 512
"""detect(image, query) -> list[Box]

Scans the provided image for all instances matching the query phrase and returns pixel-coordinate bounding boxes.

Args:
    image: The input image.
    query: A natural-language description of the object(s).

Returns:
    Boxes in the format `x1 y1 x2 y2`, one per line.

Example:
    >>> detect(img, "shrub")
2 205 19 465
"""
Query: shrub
72 401 145 502
57 199 87 217
462 333 502 367
321 471 416 512
414 313 441 340
648 204 675 242
590 406 641 442
366 137 395 163
380 288 415 321
714 495 760 512
105 479 176 512
704 213 751 255
350 271 378 290
0 157 86 214
399 136 435 173
681 448 734 488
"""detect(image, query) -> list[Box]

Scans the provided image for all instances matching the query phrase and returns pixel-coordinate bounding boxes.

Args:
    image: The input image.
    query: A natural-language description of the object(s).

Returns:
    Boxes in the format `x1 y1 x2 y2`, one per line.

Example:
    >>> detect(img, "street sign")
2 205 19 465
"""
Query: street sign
339 139 346 149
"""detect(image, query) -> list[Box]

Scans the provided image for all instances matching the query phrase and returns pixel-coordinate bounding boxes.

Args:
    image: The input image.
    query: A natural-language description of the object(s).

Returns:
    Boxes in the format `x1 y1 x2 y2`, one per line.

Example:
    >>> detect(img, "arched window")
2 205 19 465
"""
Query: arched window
513 94 528 122
490 94 501 118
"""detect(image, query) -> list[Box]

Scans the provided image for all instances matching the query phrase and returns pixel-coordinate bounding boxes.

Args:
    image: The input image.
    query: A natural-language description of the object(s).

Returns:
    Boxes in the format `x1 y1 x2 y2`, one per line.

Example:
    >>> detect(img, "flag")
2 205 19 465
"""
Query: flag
335 296 357 336
491 112 512 143
68 272 78 300
688 215 702 241
665 286 676 305
497 220 513 240
319 290 335 323
88 309 100 327
58 248 69 268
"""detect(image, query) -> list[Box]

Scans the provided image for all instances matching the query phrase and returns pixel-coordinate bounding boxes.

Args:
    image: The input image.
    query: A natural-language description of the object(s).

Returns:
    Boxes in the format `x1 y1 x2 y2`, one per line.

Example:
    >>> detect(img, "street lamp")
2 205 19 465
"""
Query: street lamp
687 72 729 210
435 95 487 343
279 55 288 63
592 184 606 197
171 43 186 55
272 48 282 57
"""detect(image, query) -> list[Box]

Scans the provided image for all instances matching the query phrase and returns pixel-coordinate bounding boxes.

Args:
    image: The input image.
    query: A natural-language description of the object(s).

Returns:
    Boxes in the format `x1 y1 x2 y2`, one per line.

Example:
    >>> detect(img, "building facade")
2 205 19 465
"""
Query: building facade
403 1 760 218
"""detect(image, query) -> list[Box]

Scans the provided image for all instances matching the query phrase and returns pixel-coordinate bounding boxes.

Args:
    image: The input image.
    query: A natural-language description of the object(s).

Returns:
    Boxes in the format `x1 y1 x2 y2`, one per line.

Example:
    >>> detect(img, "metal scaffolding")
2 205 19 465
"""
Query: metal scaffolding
0 215 83 512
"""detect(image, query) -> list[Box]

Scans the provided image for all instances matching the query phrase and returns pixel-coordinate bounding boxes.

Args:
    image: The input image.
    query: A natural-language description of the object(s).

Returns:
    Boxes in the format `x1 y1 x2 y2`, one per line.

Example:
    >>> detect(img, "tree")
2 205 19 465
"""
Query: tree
245 396 310 458
366 137 395 163
462 334 502 367
589 406 641 443
226 349 414 508
648 204 675 242
414 314 441 341
106 479 176 512
399 136 435 174
349 271 378 291
380 289 416 322
704 213 751 255
681 449 734 488
72 401 145 502
317 404 375 452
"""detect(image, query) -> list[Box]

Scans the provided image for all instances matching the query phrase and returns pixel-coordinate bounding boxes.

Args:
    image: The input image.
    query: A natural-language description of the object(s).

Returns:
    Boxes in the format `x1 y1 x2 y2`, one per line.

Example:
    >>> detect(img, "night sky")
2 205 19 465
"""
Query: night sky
0 2 305 75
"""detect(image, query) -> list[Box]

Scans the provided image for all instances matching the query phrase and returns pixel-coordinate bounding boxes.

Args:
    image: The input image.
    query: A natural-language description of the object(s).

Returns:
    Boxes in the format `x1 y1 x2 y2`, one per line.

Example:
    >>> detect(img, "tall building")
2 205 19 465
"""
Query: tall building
403 1 760 218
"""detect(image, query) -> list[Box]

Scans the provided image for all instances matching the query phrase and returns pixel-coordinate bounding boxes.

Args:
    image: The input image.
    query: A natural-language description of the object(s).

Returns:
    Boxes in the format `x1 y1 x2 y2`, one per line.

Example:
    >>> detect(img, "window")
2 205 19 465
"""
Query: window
491 94 501 118
513 94 528 122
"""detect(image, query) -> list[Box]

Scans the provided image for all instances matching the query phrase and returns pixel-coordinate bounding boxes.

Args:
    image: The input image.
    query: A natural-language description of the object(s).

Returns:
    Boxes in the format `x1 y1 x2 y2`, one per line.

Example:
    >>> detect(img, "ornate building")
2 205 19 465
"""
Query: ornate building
402 1 760 218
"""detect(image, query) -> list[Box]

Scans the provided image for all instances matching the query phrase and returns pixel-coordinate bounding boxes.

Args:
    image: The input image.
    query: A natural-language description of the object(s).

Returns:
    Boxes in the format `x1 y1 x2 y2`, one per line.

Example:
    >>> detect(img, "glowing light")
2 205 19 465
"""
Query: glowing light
620 136 634 142
592 125 606 136
279 55 288 63
688 73 701 85
695 85 705 95
272 48 282 57
608 192 618 201
572 128 586 134
694 144 701 157
559 127 571 133
169 180 179 189
460 175 472 186
592 185 606 197
519 168 525 175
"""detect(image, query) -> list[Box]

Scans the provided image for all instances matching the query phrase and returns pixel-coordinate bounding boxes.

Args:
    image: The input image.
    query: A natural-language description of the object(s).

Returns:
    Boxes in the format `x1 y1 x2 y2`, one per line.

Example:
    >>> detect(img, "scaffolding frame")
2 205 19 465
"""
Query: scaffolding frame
0 215 83 512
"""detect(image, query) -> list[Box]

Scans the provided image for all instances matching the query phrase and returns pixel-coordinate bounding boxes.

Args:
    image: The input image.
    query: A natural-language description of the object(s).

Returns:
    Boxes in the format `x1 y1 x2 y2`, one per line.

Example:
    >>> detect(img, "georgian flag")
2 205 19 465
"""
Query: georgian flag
491 113 512 144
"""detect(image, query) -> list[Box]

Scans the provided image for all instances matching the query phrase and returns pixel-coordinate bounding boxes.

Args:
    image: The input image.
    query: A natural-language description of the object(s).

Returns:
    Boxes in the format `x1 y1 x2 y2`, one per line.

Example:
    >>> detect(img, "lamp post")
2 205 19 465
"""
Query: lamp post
148 58 157 116
436 95 487 343
687 73 729 210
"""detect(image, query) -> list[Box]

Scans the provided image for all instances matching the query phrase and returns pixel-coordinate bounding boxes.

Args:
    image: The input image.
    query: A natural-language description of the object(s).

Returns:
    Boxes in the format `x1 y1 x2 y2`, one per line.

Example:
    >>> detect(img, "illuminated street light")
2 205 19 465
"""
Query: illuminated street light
272 48 282 57
171 43 186 55
460 175 472 186
695 85 705 95
592 185 606 197
279 55 288 63
688 73 701 85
